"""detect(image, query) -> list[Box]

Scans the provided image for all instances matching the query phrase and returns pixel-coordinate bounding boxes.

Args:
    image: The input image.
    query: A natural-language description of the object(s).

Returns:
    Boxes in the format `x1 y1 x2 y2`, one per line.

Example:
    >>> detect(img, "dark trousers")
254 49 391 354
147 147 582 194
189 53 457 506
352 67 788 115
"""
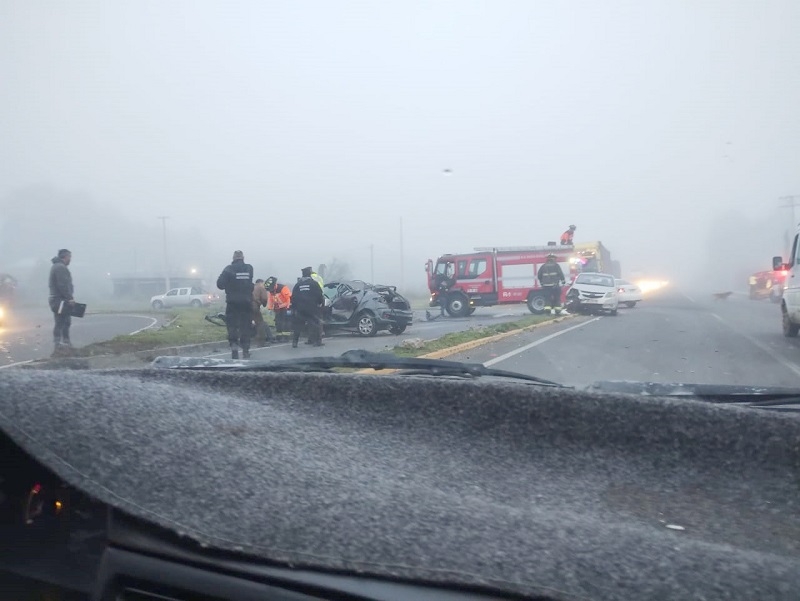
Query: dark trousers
274 308 291 333
252 310 275 345
226 302 252 350
52 310 71 344
544 285 561 308
293 307 321 344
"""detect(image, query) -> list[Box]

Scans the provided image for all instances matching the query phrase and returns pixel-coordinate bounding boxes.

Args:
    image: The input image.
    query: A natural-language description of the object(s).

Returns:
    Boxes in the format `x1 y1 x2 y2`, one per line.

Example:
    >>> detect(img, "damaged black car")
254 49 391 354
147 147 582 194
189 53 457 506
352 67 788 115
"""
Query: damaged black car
321 280 413 336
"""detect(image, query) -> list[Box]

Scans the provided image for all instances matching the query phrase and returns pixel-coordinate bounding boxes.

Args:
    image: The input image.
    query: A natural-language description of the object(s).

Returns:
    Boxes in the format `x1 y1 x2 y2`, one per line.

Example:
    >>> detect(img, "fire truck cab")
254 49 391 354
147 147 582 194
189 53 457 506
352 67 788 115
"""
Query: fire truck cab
426 242 616 317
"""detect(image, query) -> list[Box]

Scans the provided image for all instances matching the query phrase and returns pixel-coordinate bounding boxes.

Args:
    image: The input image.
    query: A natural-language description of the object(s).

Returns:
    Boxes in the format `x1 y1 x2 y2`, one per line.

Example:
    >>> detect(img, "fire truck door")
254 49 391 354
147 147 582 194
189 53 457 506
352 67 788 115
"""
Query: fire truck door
457 258 492 295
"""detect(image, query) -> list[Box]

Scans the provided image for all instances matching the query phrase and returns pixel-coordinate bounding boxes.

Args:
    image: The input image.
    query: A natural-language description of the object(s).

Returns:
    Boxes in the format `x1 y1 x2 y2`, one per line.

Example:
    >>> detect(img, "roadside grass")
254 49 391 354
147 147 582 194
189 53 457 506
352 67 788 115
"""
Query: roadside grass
392 314 554 358
76 307 228 356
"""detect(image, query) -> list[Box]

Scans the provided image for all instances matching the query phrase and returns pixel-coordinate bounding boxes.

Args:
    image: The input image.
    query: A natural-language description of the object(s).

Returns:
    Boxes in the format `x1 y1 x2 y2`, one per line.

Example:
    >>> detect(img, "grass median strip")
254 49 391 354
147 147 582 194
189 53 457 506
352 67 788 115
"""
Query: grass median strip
393 314 557 358
75 307 228 356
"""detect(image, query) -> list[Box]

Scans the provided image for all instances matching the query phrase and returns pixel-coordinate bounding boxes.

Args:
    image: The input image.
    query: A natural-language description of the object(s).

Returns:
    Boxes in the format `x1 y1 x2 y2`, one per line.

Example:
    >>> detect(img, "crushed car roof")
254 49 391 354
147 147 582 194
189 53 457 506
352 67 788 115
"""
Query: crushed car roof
1 368 799 600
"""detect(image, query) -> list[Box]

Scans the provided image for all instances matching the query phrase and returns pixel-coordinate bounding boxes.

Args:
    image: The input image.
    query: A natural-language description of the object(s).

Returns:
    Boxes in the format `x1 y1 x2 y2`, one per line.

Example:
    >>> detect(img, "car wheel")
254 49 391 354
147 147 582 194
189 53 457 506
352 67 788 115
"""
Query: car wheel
526 292 547 314
152 300 164 310
357 312 378 337
468 308 476 315
389 324 407 335
609 308 618 316
445 294 470 318
190 299 202 307
783 309 799 337
624 301 637 308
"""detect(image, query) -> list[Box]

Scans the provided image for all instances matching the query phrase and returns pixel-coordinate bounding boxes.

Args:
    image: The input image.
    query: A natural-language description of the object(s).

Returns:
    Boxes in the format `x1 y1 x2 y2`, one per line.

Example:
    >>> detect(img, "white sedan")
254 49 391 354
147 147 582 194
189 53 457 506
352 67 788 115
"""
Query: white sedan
615 279 643 308
567 272 619 315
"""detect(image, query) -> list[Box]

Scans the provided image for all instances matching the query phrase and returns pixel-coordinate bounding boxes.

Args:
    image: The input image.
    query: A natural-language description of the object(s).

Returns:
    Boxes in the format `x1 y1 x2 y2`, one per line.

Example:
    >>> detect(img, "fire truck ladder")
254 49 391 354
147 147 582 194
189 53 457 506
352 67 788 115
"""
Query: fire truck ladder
473 245 574 252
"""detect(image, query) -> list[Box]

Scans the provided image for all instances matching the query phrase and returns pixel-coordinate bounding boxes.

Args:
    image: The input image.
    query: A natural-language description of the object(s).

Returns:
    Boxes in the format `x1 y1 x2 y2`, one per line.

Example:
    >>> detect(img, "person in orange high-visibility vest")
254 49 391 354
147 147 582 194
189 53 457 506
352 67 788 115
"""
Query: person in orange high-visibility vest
266 276 292 334
560 225 576 245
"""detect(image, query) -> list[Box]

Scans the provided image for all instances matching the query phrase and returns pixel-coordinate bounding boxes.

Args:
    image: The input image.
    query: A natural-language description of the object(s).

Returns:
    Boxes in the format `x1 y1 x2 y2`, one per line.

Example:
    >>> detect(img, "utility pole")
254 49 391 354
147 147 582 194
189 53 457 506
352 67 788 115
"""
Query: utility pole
370 244 374 284
399 217 405 290
158 216 170 292
779 196 800 227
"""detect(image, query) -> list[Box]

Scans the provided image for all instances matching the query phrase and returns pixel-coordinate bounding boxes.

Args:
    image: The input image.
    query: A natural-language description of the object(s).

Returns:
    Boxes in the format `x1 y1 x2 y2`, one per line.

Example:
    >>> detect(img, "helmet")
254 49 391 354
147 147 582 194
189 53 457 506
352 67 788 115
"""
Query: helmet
547 253 556 259
569 225 576 230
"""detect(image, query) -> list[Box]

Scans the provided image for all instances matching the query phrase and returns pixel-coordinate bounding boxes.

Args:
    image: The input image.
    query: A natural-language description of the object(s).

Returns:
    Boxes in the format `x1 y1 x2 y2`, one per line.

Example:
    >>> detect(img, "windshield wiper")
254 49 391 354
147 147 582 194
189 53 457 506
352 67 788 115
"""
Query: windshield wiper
151 349 566 388
589 381 800 412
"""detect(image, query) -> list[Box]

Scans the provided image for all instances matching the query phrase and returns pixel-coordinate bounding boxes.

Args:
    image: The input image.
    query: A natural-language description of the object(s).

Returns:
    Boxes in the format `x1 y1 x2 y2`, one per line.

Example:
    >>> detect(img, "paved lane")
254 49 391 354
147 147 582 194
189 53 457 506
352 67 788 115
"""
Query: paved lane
0 307 157 368
444 290 800 389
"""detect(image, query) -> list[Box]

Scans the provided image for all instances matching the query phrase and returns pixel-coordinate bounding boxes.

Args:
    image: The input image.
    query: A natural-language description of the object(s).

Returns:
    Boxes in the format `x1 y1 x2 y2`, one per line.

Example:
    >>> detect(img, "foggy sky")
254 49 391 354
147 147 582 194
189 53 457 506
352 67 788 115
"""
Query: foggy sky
2 1 799 291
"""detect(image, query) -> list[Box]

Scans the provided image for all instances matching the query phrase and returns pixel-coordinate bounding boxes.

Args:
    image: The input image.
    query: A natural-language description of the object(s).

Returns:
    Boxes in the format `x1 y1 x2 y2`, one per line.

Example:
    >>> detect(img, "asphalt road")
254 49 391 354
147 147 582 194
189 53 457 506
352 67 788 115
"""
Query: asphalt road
444 289 800 389
0 307 157 368
201 306 538 361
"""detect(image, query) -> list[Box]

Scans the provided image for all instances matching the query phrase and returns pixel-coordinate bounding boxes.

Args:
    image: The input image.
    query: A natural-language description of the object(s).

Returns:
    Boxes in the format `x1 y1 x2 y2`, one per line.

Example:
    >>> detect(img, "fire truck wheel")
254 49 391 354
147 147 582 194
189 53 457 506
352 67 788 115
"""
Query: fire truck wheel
445 294 470 318
526 292 547 315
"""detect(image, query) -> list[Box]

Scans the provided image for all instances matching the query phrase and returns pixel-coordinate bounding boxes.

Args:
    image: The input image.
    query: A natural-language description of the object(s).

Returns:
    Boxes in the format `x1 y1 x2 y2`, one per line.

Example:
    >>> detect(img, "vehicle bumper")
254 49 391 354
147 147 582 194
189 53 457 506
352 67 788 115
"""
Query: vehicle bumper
376 309 413 328
571 298 618 310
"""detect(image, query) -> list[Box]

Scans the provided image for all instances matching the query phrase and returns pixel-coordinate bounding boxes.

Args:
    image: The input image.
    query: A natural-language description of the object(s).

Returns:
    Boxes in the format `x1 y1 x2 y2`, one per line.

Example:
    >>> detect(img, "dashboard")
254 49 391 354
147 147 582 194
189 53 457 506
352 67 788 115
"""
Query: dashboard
0 431 527 601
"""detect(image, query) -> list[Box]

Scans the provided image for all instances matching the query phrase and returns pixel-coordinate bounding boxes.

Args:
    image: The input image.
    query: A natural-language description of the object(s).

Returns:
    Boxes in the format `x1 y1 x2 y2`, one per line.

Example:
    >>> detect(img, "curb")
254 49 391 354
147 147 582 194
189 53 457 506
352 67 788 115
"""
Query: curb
358 314 575 374
132 340 229 360
418 314 574 359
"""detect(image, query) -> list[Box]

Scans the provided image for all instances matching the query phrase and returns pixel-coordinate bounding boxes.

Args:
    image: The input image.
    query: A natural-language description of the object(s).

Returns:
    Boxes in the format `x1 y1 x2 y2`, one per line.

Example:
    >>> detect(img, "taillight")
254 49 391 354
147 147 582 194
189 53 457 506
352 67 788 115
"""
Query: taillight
618 288 624 293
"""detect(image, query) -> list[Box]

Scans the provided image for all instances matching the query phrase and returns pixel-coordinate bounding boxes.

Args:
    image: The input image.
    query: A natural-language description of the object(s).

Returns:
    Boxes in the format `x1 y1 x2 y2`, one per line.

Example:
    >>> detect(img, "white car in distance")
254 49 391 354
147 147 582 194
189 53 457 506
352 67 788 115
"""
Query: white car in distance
615 279 643 308
150 287 217 309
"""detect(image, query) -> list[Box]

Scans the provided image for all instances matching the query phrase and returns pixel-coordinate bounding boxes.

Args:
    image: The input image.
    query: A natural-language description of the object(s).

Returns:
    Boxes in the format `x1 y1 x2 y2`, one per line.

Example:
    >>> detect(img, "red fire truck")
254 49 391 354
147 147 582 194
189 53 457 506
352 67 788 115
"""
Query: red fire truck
425 241 618 316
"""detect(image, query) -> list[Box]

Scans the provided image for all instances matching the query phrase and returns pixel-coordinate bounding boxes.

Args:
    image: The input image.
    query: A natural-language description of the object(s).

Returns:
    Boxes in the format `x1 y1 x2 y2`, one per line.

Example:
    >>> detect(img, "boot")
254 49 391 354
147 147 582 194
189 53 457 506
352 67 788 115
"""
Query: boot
291 339 298 348
231 344 239 360
243 349 251 359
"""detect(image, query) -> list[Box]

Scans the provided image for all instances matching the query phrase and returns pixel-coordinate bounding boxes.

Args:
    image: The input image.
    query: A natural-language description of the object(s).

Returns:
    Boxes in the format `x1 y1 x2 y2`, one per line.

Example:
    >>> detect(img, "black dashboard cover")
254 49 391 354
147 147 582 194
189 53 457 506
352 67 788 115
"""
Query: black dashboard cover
1 368 799 600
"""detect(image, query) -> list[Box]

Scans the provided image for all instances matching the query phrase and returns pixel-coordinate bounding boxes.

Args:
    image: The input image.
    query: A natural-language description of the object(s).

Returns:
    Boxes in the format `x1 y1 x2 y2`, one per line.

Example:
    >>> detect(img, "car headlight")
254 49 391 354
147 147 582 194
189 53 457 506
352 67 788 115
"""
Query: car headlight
605 292 616 298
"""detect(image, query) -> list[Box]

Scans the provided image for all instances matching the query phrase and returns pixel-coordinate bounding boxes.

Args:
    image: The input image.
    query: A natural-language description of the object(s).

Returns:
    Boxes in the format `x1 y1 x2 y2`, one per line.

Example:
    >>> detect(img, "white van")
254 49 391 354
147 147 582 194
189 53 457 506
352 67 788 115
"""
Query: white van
774 240 800 336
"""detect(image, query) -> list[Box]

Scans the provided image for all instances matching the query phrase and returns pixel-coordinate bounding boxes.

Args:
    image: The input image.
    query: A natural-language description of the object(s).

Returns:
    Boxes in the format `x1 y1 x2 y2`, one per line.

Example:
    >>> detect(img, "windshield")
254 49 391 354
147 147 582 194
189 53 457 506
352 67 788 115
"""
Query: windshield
575 274 614 287
2 3 799 598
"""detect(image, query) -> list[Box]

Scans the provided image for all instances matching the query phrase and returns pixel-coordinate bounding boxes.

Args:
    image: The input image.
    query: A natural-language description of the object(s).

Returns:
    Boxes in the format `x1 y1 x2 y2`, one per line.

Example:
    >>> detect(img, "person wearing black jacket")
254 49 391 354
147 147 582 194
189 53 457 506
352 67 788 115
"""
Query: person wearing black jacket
291 266 324 348
537 254 566 315
216 250 255 359
48 248 75 354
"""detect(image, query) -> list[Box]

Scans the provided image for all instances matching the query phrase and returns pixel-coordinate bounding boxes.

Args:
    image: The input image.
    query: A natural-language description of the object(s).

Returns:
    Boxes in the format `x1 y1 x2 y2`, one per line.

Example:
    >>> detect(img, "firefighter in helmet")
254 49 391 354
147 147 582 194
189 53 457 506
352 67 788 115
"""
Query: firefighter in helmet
538 253 567 315
560 225 576 245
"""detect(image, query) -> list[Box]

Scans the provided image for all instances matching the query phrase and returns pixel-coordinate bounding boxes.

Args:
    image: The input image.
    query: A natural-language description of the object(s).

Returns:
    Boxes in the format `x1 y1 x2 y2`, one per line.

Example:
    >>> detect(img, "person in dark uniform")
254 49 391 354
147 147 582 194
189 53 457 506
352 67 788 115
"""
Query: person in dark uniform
216 250 255 359
291 266 324 348
537 254 566 315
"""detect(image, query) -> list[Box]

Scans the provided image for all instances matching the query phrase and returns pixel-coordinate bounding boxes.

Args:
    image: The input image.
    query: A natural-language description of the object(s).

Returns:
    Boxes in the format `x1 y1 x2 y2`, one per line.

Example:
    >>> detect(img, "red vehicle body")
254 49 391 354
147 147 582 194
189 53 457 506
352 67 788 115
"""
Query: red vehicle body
426 242 618 316
749 269 786 302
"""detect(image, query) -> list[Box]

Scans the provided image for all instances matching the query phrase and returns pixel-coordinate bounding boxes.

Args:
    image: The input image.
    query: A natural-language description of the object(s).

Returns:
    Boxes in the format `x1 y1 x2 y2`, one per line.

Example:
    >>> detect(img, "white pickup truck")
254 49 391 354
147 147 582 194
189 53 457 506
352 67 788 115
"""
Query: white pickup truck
150 287 217 310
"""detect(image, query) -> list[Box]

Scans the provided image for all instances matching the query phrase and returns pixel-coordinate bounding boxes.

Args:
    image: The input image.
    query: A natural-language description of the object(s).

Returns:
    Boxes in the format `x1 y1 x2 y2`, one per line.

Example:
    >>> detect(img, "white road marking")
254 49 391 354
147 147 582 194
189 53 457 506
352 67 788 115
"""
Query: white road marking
0 359 35 370
127 316 159 335
711 313 800 379
682 292 696 304
484 317 602 367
